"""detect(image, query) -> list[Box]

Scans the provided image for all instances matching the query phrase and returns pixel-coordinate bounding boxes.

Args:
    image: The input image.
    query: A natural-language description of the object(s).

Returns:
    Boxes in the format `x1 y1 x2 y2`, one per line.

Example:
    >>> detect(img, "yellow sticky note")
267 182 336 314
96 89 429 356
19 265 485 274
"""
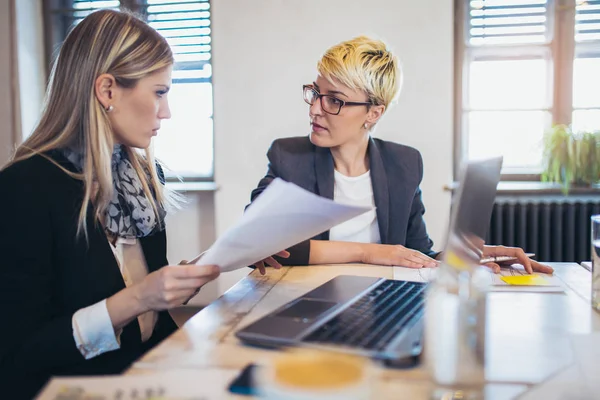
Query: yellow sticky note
500 275 550 286
444 250 470 271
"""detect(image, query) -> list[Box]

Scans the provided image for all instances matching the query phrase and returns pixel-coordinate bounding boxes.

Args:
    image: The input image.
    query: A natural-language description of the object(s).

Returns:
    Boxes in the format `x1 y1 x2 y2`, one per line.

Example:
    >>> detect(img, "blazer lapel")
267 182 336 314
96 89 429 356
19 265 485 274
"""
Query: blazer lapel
314 145 334 240
315 145 334 200
368 138 390 244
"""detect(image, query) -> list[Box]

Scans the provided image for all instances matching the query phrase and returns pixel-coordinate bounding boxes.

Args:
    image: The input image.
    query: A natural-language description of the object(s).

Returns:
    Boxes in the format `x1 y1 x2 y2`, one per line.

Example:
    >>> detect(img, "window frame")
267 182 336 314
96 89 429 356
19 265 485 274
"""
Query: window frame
41 0 215 182
453 0 584 181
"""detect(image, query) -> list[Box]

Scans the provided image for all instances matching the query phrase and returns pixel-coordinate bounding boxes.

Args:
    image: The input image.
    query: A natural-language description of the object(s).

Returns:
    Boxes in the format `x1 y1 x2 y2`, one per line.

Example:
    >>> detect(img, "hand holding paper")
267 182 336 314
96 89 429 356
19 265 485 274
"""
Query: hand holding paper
196 178 372 272
252 249 290 275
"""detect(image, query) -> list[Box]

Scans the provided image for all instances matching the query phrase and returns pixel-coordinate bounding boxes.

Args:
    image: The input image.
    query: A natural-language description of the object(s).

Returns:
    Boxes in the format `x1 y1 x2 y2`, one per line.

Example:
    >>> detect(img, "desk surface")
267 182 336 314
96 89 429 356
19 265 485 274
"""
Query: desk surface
128 263 599 399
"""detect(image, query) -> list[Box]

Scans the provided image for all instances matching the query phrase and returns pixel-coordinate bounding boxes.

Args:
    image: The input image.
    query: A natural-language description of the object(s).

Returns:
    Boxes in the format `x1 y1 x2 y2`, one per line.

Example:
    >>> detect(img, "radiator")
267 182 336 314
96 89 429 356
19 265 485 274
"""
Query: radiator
487 196 600 263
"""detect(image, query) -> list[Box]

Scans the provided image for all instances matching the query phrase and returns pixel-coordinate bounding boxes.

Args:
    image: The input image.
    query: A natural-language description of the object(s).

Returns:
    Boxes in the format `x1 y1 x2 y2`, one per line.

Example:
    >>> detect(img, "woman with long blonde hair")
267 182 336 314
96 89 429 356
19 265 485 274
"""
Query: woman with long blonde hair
0 9 285 398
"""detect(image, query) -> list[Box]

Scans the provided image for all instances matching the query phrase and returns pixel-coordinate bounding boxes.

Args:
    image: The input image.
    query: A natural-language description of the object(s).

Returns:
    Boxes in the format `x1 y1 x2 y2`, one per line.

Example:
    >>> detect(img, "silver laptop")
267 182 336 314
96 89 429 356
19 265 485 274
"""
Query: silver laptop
236 157 503 365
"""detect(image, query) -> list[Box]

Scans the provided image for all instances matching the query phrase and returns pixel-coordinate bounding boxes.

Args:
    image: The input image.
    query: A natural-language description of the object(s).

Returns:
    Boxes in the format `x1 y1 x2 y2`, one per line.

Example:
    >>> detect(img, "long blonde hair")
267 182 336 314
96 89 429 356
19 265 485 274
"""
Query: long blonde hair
5 9 174 236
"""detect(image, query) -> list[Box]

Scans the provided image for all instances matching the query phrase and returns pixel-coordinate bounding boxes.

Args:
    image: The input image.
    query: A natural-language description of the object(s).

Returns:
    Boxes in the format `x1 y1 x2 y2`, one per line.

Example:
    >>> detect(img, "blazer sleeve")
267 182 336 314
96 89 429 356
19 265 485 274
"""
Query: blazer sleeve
404 152 438 258
247 141 310 266
0 174 85 377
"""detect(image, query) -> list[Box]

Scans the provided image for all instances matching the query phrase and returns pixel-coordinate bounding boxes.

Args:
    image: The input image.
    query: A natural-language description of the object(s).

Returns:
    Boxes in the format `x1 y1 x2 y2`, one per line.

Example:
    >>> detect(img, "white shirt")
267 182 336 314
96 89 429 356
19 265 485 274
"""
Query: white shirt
71 238 156 359
329 169 381 244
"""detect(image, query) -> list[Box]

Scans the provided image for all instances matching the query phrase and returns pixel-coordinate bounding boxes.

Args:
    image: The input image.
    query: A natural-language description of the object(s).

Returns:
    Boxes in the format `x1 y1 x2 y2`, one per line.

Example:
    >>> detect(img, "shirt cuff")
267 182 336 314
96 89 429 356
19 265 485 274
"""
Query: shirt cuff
72 299 121 359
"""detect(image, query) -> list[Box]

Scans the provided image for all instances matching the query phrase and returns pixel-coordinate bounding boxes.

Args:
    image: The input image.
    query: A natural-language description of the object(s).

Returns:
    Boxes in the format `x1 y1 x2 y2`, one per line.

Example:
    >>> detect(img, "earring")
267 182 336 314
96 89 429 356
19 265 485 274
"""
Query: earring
106 105 114 112
364 123 369 129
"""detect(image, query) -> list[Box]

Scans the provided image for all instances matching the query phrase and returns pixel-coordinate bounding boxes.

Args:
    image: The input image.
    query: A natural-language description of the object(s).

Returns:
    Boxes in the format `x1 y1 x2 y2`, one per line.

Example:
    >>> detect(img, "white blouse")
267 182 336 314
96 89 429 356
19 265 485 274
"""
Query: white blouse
329 169 381 244
71 238 156 359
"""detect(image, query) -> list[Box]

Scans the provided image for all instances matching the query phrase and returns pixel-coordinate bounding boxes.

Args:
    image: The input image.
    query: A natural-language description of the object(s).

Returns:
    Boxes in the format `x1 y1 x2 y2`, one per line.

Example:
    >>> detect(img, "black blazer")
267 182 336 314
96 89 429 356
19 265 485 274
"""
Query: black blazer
0 153 177 399
249 136 436 265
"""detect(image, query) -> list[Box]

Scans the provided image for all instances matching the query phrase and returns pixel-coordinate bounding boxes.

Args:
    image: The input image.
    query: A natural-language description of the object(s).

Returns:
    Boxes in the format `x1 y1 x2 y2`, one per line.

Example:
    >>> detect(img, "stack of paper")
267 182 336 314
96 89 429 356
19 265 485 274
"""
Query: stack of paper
196 178 372 272
392 265 564 293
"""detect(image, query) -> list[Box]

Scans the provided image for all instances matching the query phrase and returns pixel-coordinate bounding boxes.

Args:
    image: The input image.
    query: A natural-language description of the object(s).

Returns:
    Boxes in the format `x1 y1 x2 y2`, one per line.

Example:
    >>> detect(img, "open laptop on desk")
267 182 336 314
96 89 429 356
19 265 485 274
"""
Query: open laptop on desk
235 157 503 365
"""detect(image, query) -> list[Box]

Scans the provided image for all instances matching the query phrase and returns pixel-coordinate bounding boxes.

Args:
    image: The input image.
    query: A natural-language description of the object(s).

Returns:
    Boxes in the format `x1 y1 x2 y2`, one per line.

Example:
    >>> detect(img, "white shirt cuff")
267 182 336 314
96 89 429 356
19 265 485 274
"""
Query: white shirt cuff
72 299 121 359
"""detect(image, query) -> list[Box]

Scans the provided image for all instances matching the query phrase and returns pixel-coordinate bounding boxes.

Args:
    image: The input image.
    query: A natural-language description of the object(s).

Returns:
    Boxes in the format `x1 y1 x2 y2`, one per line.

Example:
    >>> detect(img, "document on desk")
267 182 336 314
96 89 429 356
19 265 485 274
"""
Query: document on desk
519 364 592 400
196 178 372 272
35 369 236 399
570 332 600 394
392 265 564 292
581 261 592 271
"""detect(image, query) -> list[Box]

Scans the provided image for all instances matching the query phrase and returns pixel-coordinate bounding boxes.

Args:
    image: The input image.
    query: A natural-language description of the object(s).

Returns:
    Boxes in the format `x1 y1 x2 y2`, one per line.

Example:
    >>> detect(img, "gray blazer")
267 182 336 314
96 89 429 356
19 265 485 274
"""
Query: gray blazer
249 136 436 265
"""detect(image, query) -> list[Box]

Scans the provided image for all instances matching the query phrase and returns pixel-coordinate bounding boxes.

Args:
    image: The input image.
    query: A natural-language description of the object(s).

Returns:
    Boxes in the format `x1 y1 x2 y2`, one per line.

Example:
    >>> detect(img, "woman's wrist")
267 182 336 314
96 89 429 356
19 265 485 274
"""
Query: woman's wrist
130 284 150 315
106 285 150 332
356 242 372 264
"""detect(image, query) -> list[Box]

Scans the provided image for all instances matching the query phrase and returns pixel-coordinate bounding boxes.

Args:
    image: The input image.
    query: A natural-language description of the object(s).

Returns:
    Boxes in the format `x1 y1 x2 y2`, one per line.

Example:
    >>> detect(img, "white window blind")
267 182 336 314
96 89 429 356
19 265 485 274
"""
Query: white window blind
47 0 214 178
575 0 600 42
573 0 600 133
71 0 120 22
468 0 551 46
146 0 211 83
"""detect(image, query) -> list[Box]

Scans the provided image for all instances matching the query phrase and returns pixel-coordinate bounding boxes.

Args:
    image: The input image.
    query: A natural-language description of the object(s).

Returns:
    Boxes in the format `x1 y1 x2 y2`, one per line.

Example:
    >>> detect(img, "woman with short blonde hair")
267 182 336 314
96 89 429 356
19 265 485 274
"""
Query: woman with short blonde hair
250 36 553 275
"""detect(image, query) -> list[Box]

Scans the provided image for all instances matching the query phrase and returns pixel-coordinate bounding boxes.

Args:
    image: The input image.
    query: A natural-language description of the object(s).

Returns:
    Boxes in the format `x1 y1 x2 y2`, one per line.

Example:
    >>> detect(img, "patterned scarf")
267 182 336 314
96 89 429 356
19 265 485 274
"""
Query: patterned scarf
62 145 166 238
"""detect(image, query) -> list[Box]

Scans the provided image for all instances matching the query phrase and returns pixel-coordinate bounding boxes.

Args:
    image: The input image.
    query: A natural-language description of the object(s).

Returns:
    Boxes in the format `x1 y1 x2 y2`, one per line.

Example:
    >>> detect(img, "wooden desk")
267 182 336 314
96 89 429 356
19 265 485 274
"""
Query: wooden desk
128 263 599 399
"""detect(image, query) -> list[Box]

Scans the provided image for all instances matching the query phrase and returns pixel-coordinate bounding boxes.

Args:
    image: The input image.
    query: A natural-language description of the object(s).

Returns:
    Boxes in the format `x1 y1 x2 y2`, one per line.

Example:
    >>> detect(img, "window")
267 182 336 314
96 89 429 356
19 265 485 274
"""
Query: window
43 0 214 179
572 0 600 132
455 0 600 176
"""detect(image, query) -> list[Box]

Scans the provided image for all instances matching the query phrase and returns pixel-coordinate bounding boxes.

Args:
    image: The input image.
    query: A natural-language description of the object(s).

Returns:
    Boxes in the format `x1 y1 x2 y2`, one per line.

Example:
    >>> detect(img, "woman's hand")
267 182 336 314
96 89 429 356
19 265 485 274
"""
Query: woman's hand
134 264 220 312
361 244 439 268
482 245 554 274
253 250 290 275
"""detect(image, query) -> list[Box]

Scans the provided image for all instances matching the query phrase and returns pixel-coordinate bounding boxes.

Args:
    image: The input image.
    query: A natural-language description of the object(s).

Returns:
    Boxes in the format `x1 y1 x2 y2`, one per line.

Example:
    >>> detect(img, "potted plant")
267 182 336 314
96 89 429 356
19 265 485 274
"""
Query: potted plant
541 124 600 194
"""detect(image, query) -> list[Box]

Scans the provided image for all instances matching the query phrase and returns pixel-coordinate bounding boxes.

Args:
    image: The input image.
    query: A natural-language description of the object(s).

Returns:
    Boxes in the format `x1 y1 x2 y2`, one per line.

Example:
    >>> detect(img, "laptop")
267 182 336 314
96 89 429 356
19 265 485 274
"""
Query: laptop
235 157 503 365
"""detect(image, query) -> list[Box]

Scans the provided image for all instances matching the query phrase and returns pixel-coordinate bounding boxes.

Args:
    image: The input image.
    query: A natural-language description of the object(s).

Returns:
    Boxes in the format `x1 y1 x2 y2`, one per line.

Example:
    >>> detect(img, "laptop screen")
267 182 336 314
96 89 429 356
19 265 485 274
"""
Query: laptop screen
442 157 503 270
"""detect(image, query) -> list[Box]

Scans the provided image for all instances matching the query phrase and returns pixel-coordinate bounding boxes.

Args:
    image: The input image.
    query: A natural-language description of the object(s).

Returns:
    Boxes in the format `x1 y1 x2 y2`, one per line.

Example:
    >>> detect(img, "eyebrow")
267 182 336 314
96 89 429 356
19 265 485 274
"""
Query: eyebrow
154 84 171 92
313 82 348 98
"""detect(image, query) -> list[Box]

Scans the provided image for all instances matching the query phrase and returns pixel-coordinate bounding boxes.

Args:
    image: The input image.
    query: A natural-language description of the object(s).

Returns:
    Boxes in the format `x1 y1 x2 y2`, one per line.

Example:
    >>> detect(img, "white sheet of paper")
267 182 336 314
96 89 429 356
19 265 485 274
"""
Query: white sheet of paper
196 178 372 272
35 369 238 400
518 364 592 400
570 332 600 395
581 261 592 272
392 265 564 293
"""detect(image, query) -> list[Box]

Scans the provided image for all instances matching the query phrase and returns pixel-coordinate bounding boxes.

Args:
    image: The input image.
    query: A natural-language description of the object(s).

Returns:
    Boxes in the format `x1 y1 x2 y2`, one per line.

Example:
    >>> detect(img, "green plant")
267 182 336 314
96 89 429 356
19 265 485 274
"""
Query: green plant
541 124 600 194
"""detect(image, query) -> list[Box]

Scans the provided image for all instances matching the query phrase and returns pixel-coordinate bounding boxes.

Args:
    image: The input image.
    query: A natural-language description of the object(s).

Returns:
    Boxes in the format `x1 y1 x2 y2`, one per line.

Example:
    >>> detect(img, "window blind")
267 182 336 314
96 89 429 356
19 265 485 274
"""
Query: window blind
575 0 600 42
145 0 211 82
53 0 211 82
467 0 551 46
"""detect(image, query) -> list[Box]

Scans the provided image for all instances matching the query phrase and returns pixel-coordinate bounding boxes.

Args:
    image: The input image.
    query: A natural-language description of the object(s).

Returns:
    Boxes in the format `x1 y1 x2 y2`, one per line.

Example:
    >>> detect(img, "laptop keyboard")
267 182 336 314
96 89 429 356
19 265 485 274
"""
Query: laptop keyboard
304 280 426 351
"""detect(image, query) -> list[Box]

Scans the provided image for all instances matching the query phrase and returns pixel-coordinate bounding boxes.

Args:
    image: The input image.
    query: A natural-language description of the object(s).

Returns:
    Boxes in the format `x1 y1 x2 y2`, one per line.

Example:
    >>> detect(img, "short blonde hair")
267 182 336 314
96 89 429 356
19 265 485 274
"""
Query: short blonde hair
317 36 401 110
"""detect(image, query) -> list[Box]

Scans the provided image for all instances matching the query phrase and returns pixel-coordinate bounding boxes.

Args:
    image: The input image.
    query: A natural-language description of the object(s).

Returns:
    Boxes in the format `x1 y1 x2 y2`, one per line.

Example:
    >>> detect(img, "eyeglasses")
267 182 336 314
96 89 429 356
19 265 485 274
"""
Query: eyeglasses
302 85 371 115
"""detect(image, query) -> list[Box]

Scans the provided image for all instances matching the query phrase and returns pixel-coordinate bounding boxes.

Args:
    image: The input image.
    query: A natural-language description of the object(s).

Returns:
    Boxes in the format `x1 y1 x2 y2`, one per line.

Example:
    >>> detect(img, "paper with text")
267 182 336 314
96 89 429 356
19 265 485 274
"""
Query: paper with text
35 369 238 400
196 178 372 272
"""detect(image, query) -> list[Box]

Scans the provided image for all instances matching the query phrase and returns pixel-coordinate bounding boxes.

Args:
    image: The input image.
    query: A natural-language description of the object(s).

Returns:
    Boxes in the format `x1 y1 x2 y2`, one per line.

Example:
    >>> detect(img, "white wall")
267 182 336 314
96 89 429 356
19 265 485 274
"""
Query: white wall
0 0 45 164
164 191 219 305
0 0 16 165
211 0 454 292
15 0 45 139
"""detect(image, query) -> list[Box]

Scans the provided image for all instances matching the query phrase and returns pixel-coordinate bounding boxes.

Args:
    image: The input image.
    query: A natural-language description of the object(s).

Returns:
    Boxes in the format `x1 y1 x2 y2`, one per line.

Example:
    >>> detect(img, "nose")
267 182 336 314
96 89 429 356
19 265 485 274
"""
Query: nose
309 97 324 117
158 98 171 120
